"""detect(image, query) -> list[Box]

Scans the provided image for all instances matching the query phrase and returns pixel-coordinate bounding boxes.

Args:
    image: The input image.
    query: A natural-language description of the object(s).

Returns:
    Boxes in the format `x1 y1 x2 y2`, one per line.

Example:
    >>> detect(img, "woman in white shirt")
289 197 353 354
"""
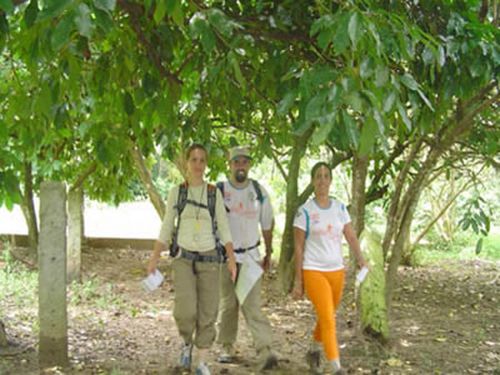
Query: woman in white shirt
292 162 367 375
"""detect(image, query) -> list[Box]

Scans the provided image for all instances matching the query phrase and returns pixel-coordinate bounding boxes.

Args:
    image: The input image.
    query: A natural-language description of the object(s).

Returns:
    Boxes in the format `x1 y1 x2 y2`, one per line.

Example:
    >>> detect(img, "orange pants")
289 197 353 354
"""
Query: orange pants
303 269 345 361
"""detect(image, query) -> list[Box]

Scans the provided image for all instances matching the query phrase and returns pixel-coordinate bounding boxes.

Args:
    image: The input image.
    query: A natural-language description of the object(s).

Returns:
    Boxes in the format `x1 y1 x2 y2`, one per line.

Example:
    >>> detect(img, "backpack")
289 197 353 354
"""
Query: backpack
169 182 223 258
216 179 264 208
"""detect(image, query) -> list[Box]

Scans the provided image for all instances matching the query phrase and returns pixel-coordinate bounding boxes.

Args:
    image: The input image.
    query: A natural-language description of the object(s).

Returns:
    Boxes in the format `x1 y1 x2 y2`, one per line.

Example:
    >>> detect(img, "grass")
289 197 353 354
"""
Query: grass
414 231 500 265
0 248 38 308
0 245 128 316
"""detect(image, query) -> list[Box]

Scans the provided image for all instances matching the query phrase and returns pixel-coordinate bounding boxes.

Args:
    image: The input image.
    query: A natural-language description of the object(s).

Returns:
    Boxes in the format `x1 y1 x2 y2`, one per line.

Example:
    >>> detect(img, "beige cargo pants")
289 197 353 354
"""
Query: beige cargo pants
172 250 221 349
217 263 273 352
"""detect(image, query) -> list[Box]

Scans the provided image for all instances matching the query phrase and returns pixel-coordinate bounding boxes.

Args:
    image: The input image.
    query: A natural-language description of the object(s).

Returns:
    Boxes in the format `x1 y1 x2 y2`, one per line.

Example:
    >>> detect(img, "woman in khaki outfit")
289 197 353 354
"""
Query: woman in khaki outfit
148 144 237 375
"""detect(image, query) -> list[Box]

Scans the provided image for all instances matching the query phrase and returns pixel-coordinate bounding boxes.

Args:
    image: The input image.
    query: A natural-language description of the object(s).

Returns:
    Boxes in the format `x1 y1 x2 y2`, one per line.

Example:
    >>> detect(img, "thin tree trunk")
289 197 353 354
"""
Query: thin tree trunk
412 181 471 247
350 153 369 236
20 162 38 254
0 320 8 348
129 142 165 219
278 127 314 292
381 138 424 260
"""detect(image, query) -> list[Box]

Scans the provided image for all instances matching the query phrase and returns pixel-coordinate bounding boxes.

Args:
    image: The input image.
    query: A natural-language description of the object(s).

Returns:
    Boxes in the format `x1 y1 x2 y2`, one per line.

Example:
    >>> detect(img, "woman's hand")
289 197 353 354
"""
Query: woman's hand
292 280 304 300
147 257 158 275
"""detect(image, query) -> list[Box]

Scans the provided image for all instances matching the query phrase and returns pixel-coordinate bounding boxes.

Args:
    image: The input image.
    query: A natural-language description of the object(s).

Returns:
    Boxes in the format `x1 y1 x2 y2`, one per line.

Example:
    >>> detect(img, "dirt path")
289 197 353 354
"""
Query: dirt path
1 247 499 374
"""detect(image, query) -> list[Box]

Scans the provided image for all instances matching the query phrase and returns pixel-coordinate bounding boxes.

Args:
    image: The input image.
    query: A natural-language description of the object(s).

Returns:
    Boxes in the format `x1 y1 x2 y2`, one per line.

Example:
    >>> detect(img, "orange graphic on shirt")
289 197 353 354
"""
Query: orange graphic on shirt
230 200 258 219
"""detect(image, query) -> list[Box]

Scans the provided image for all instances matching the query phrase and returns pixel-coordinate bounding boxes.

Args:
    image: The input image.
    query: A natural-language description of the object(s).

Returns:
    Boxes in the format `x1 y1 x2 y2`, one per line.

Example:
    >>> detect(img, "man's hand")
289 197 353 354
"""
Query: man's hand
262 253 272 272
227 256 237 282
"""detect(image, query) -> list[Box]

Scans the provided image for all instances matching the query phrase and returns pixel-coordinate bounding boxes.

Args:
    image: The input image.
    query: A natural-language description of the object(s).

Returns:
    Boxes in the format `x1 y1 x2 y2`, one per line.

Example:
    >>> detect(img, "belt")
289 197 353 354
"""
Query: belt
234 241 260 254
180 249 224 263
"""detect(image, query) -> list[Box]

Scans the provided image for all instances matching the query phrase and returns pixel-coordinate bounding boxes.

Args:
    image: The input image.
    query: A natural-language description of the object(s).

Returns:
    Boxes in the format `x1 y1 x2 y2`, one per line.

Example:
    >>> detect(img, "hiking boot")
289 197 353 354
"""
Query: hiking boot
195 361 211 375
257 347 278 371
217 344 235 363
306 349 321 374
179 342 193 370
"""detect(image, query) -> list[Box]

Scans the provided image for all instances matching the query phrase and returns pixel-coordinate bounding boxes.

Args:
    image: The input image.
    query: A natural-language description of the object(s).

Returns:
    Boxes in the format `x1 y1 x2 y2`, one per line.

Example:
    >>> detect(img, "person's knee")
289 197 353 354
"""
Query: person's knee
174 304 197 326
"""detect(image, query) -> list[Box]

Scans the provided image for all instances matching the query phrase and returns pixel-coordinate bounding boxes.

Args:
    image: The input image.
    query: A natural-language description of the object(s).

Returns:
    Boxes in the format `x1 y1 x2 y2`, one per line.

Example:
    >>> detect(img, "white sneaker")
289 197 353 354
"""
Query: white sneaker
195 361 211 375
217 344 235 363
179 342 193 370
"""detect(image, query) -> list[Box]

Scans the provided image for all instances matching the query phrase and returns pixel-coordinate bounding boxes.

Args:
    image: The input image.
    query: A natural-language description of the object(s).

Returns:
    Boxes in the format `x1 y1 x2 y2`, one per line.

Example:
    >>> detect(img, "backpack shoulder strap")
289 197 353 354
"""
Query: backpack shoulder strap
303 207 310 239
175 182 189 216
207 184 217 221
216 181 224 197
250 179 264 204
170 182 188 257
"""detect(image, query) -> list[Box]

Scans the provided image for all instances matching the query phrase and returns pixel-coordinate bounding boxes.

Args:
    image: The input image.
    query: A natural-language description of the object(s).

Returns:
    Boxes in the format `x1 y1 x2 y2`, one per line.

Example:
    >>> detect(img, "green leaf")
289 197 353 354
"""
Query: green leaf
358 115 377 156
0 12 8 39
333 12 350 55
75 3 92 38
305 91 327 122
229 51 245 89
342 111 359 149
345 92 363 112
142 73 159 96
0 0 13 13
207 8 234 38
94 0 116 12
400 73 419 91
437 45 445 66
154 0 167 24
475 238 483 255
383 91 396 113
277 91 295 116
38 0 71 21
417 89 434 111
96 139 110 163
375 65 389 87
24 0 39 28
51 13 74 51
171 2 184 27
348 12 361 50
35 82 53 119
397 101 412 131
189 13 215 53
123 92 135 116
94 8 113 33
312 122 333 145
360 57 374 79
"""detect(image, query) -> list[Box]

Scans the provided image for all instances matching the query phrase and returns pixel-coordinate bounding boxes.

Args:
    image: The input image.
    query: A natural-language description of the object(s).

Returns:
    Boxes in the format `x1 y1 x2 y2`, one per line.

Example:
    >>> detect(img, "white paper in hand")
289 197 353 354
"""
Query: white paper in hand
235 255 263 305
142 269 164 292
356 266 369 284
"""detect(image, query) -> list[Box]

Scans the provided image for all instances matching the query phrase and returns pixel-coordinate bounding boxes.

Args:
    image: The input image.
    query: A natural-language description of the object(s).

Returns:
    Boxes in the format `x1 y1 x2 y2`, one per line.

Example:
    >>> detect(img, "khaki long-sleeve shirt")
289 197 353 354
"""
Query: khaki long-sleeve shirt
158 183 232 252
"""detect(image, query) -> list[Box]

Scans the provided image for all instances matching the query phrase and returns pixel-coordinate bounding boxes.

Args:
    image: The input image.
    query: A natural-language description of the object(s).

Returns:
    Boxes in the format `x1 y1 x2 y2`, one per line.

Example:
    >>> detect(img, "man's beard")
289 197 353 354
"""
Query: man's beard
234 169 247 183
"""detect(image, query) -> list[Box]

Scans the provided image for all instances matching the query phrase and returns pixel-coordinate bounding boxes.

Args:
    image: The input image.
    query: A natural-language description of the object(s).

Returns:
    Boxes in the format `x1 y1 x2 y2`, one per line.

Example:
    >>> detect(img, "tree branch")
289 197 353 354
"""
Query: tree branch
70 162 97 192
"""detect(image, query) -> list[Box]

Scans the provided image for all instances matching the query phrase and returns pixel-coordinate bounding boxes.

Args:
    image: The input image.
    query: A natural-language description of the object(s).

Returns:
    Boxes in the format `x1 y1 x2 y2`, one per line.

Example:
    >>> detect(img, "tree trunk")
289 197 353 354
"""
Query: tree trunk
0 320 7 348
381 138 424 260
385 147 441 308
20 162 38 254
278 127 314 292
350 153 369 236
129 142 165 219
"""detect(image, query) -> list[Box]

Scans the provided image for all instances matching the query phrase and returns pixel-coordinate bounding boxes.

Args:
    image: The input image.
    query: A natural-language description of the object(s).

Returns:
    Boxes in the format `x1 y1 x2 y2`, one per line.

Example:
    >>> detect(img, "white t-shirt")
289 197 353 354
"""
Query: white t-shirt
293 198 351 272
220 180 274 263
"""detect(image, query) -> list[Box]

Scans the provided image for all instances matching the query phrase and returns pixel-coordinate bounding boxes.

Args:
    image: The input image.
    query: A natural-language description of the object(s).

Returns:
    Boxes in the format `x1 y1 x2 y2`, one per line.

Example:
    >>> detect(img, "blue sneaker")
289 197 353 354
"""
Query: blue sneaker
179 342 193 370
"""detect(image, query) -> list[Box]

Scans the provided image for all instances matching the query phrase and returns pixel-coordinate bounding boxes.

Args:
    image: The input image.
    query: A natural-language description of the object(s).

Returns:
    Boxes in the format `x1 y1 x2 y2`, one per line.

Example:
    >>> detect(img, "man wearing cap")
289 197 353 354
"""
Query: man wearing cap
216 145 278 371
